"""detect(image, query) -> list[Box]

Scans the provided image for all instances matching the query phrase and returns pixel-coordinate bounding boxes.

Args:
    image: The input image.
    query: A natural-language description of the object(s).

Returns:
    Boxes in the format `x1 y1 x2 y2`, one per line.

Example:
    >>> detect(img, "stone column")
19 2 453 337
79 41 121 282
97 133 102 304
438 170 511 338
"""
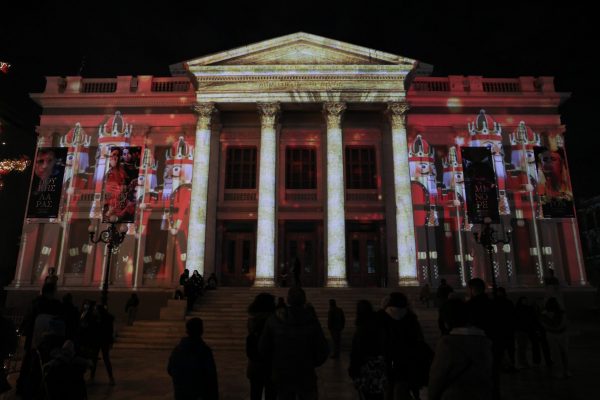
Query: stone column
324 102 348 287
254 103 280 287
186 103 216 275
388 101 418 286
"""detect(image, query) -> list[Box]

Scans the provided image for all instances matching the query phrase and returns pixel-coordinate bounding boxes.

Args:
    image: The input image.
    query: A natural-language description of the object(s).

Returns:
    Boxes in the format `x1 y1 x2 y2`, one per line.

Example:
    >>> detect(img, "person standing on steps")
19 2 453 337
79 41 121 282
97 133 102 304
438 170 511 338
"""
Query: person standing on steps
246 293 276 400
125 293 140 326
259 287 329 400
292 256 302 287
327 299 345 359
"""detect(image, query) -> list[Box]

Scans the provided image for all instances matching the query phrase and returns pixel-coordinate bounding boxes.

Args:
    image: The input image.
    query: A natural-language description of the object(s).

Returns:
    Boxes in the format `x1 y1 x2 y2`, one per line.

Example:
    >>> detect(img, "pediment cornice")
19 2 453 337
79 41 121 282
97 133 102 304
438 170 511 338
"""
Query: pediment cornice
180 32 416 68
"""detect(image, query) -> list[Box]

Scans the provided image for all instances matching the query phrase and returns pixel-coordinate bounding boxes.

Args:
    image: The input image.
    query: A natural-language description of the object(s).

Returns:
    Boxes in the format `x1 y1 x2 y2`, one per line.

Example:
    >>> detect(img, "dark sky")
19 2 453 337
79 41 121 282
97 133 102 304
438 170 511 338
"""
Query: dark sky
1 0 598 198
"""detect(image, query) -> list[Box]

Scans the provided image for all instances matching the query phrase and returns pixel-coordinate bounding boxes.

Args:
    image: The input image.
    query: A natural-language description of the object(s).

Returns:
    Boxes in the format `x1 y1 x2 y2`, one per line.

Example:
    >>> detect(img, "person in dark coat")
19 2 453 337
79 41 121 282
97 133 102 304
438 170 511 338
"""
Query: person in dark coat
292 257 302 287
44 267 59 287
206 273 218 290
327 299 345 359
16 282 64 396
246 293 276 400
90 304 115 385
276 297 286 310
348 300 386 400
428 299 493 400
493 287 516 371
168 317 218 400
42 340 90 400
466 278 499 400
125 293 140 326
515 296 544 368
61 293 80 341
179 269 190 300
259 287 329 400
437 279 454 335
379 292 430 400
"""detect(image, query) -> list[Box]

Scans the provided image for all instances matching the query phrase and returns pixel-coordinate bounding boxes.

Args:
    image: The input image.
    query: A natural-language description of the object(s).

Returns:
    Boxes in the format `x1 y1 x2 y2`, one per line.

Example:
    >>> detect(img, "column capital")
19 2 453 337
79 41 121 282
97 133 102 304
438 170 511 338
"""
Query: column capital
192 103 217 130
257 102 281 129
323 102 347 130
387 101 410 130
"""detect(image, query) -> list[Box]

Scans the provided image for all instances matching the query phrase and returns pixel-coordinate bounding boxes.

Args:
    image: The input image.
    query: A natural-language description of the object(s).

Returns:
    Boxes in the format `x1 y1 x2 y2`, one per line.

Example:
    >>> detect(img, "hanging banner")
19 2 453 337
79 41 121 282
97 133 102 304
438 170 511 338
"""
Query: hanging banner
26 147 68 219
102 146 141 223
534 147 574 218
461 147 500 224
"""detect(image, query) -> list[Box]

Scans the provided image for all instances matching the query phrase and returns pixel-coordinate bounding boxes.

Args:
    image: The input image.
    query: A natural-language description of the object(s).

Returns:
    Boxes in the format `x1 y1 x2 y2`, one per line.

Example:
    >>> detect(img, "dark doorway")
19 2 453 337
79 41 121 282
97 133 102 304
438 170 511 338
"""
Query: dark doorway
282 221 322 287
220 222 256 286
347 222 384 287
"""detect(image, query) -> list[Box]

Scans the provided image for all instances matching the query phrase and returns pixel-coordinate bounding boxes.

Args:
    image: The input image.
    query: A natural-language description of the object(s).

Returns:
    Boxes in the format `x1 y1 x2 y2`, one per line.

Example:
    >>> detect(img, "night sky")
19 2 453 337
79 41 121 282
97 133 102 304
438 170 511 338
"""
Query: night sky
0 1 597 195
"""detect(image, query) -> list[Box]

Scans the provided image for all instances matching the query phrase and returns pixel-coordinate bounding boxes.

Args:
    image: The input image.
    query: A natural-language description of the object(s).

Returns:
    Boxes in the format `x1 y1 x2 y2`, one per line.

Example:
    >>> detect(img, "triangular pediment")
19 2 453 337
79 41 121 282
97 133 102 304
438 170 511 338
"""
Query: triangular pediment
181 32 416 67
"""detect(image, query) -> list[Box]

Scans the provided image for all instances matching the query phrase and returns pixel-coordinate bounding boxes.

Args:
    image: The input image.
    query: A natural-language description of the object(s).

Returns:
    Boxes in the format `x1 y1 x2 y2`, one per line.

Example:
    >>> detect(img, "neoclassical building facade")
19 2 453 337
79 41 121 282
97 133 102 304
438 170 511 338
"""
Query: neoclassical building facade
10 33 586 291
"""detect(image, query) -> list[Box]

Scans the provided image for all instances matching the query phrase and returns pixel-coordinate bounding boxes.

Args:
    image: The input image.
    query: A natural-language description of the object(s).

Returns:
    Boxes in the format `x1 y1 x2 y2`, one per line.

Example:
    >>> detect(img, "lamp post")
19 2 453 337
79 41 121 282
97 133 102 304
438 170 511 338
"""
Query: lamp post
474 217 511 298
89 215 128 306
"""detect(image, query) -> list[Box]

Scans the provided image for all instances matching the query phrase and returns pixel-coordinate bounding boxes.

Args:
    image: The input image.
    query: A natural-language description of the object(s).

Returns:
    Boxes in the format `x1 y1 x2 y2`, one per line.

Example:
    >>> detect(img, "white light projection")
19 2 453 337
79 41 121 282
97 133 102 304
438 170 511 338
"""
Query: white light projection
185 103 216 275
254 103 280 287
324 102 348 287
388 102 418 286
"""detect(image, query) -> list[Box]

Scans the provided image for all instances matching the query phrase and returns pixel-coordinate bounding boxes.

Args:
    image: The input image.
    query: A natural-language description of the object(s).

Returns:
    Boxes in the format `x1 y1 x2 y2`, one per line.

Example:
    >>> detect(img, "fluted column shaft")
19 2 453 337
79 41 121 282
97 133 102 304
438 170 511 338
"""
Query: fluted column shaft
388 102 418 286
254 103 280 287
186 103 216 275
324 102 348 287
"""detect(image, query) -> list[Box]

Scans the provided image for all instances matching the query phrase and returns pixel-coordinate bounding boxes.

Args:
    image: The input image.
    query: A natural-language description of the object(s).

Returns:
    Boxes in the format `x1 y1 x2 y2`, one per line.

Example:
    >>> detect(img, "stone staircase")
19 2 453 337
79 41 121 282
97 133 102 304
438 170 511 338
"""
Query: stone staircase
114 287 440 352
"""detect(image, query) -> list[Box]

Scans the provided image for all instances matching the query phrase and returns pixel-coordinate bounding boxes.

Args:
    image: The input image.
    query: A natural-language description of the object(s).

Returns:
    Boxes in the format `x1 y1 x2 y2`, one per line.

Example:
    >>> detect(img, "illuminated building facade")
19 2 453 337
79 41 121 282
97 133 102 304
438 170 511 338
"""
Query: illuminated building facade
10 33 587 290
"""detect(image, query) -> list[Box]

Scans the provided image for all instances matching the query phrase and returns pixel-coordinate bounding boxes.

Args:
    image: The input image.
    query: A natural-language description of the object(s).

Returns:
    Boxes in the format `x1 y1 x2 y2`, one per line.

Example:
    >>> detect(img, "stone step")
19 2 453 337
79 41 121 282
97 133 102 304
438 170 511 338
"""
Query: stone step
115 287 441 350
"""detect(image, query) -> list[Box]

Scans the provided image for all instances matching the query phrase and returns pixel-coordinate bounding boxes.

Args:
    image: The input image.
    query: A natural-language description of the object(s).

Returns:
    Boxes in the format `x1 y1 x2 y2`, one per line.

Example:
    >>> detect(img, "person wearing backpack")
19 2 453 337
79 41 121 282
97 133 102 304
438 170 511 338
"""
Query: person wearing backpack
349 300 386 400
379 292 432 400
428 299 493 400
259 287 329 400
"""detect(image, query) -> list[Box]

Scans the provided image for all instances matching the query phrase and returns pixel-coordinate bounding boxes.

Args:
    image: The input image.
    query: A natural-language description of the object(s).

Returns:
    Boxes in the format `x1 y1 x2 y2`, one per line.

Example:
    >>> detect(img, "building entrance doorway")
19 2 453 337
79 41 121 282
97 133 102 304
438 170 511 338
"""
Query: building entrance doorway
281 221 322 287
347 223 384 287
221 223 256 286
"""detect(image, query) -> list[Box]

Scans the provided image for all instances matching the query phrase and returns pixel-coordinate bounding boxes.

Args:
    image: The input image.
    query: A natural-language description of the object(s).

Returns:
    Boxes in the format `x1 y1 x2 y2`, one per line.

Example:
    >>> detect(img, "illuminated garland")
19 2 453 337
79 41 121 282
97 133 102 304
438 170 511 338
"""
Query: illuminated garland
0 158 29 174
0 158 30 190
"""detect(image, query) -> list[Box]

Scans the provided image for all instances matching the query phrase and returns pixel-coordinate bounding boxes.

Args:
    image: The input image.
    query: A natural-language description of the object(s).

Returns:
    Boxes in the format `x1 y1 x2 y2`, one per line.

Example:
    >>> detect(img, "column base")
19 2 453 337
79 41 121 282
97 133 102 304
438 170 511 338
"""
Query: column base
253 277 276 288
398 277 420 287
326 277 348 288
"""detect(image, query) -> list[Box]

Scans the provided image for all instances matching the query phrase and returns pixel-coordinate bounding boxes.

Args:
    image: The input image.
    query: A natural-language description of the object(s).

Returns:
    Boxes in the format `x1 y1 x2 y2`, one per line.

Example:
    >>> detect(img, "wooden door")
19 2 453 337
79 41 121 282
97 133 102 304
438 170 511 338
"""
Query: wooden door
347 232 381 287
286 233 317 287
222 232 255 286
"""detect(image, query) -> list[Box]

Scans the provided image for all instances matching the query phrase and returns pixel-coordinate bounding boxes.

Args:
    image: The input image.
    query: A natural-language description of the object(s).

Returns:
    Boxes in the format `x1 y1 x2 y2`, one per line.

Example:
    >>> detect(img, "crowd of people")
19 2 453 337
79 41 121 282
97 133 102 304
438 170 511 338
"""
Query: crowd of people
2 269 572 400
177 269 218 312
3 282 118 399
167 277 571 400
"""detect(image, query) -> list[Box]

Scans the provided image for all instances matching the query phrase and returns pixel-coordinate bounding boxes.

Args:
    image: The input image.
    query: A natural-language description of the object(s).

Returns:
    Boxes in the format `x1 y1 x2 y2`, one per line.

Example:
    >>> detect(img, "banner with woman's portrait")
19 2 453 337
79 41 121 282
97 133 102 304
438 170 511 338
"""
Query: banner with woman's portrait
534 147 574 218
102 146 141 223
27 147 68 219
461 147 500 224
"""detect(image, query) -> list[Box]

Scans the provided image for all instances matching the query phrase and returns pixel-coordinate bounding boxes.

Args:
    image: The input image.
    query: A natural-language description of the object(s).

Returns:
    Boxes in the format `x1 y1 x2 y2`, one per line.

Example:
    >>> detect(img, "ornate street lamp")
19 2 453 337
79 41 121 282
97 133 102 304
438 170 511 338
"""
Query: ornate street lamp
474 217 511 297
88 215 128 306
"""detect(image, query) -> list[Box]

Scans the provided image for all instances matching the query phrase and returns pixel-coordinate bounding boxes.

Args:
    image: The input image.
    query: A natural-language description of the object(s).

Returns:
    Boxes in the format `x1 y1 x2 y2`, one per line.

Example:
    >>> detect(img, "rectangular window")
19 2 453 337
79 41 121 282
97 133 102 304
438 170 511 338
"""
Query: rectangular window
286 147 316 189
345 146 377 189
225 147 257 189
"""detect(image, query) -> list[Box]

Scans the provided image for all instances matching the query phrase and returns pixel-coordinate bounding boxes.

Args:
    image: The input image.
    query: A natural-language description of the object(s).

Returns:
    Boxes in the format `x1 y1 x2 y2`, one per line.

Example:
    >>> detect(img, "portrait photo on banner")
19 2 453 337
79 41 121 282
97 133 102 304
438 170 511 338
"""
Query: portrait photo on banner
534 146 574 218
102 146 141 223
26 147 68 219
